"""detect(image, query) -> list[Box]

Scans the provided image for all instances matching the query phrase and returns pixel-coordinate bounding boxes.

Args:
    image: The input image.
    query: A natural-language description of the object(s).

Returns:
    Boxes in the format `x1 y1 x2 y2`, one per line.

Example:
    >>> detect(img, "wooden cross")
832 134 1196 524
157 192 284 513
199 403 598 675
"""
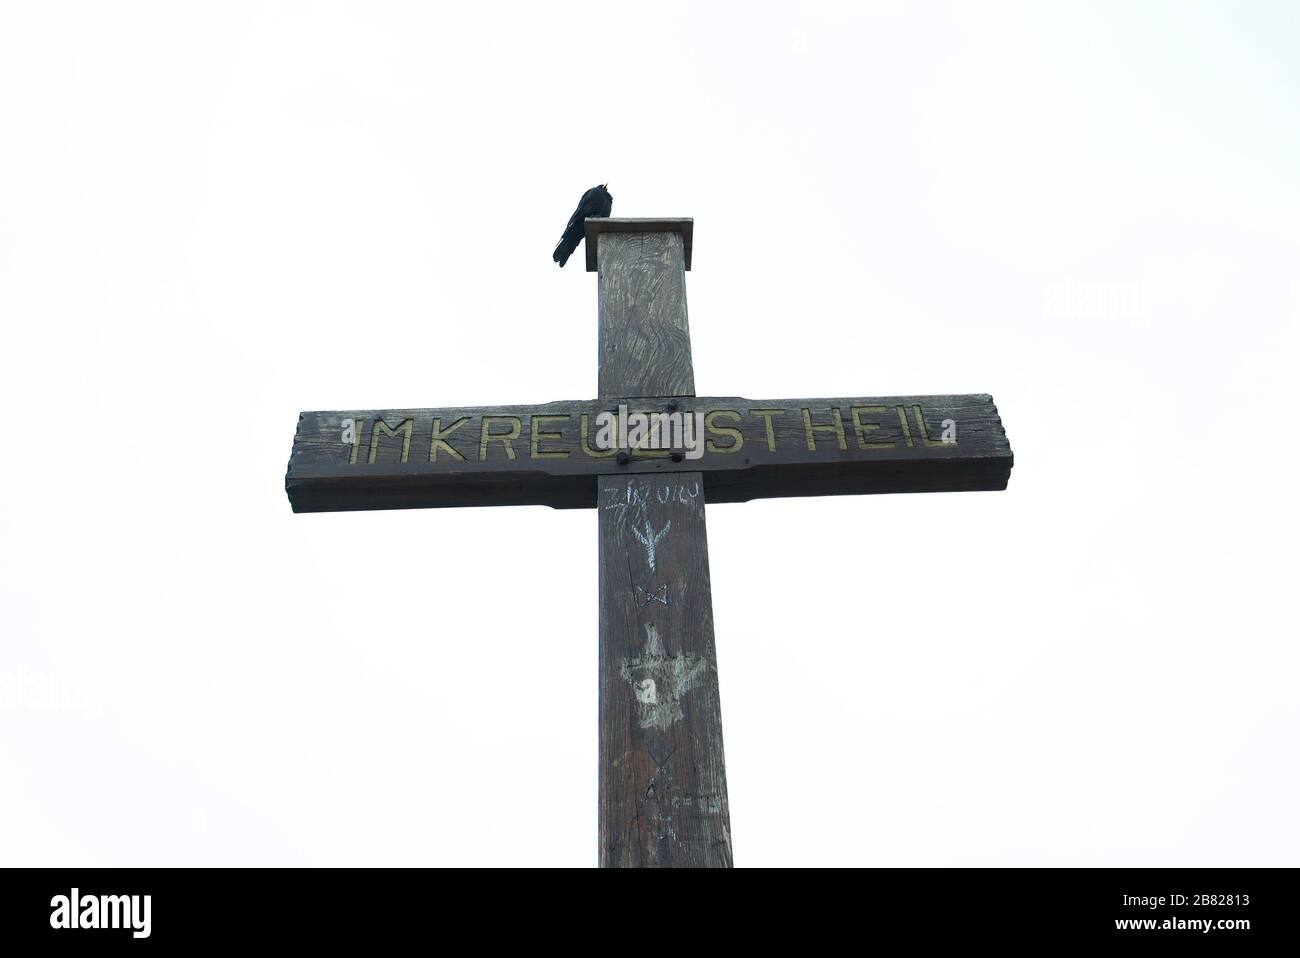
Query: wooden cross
286 217 1013 867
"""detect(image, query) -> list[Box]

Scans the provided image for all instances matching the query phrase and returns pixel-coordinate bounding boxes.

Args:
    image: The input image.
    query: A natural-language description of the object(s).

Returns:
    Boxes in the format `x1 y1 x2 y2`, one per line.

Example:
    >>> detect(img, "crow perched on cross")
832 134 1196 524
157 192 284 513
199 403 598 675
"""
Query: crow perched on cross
553 184 613 267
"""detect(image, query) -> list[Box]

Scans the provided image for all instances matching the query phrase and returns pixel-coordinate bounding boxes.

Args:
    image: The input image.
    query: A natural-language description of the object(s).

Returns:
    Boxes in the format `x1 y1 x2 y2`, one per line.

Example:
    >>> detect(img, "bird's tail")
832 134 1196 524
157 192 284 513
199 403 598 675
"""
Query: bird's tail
553 239 573 268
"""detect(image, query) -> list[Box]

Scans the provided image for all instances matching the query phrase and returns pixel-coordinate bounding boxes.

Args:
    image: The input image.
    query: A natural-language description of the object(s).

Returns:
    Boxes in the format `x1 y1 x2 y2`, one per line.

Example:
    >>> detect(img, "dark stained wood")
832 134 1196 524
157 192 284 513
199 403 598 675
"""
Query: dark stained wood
586 217 693 272
597 230 695 398
598 471 730 866
285 395 1013 513
595 222 730 867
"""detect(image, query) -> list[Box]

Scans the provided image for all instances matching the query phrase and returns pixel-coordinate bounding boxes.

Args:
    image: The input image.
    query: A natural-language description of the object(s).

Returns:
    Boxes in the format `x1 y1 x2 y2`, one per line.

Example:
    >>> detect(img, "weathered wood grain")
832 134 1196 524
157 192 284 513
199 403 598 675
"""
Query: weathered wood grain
596 223 731 867
598 471 730 866
285 395 1013 512
597 230 695 398
585 217 693 272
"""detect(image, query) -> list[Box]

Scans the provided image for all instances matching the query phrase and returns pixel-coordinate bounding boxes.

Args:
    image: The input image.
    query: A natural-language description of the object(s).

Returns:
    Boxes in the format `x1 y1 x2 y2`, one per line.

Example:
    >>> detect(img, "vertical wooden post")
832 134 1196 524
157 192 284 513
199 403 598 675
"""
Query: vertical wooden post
593 222 733 867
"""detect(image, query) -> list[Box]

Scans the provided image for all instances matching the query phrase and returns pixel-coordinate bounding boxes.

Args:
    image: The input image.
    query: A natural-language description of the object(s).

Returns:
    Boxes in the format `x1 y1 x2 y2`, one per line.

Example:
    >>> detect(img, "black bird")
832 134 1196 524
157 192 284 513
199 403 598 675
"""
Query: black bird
552 184 612 267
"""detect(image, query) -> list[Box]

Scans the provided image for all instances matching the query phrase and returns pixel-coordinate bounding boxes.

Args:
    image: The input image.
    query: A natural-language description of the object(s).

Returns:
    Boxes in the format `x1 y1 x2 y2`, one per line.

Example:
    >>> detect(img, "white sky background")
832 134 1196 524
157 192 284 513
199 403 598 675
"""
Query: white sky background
2 2 1297 866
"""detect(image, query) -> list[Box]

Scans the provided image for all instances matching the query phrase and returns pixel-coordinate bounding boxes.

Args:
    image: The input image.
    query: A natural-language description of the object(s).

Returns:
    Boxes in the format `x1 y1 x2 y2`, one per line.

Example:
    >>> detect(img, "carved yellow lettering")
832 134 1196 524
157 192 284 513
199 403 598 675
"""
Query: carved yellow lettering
749 408 785 452
801 407 847 451
480 416 521 460
913 405 945 447
705 410 744 454
349 419 367 464
850 406 894 449
580 413 617 458
530 415 571 459
368 418 413 464
896 405 914 447
429 417 469 462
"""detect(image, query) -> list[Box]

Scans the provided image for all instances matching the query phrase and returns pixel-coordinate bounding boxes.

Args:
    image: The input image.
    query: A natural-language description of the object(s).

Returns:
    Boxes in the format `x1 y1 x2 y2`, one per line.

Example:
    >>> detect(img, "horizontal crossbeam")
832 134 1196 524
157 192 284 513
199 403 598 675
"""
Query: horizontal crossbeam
286 394 1012 512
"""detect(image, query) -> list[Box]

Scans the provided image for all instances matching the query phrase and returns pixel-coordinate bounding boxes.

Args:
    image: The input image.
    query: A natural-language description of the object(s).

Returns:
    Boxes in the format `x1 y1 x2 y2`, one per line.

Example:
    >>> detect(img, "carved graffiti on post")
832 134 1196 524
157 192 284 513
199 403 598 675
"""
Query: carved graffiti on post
620 623 708 731
633 520 671 572
598 469 730 867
